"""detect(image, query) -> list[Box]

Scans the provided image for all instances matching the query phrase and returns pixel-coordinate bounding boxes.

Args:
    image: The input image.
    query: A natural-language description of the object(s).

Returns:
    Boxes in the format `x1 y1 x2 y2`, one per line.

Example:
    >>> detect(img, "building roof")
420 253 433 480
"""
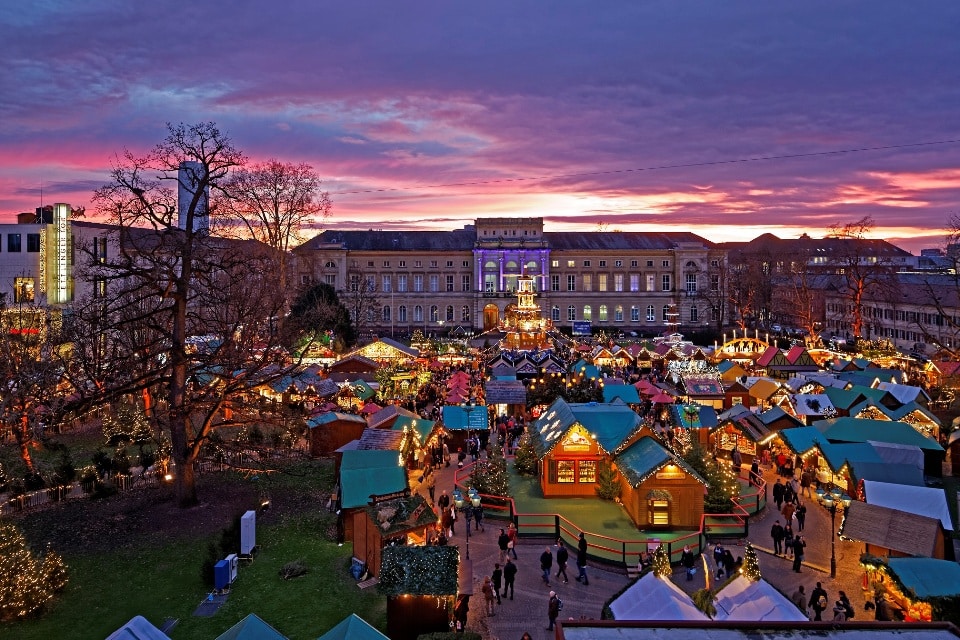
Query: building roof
316 614 388 640
713 576 808 622
306 412 368 429
886 558 960 599
862 480 953 529
531 398 642 457
603 384 642 404
106 616 172 640
815 418 943 451
558 621 960 640
355 428 405 451
214 613 288 640
757 406 803 429
616 436 706 488
776 426 825 456
484 379 527 404
608 573 709 621
839 501 940 558
339 449 406 509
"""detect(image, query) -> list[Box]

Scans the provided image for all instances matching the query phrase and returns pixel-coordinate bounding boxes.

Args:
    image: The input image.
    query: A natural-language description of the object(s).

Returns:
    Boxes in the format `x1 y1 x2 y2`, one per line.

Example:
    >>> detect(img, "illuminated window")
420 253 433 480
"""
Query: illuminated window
614 305 623 322
583 305 592 321
649 499 670 526
14 277 34 303
599 305 608 321
556 460 575 483
578 460 597 483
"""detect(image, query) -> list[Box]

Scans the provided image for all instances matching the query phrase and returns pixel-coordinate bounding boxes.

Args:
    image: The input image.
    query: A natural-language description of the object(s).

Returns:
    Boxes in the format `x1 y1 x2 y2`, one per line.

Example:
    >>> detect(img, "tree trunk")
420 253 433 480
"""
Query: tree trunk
15 415 36 475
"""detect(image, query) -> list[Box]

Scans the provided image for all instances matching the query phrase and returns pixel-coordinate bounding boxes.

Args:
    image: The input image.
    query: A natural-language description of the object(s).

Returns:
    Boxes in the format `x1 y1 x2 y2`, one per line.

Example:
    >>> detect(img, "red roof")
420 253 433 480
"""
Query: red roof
785 345 807 364
755 346 781 367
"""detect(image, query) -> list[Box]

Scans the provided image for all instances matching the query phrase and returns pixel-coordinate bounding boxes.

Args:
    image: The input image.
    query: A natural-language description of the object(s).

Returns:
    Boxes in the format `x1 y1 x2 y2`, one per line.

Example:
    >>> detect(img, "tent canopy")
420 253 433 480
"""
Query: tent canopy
713 576 808 622
863 480 953 529
106 616 172 640
608 573 709 621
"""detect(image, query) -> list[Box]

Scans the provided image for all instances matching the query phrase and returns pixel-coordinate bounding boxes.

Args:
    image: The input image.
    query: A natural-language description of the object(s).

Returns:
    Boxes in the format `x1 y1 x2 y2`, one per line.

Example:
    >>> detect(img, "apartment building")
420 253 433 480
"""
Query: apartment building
293 217 716 336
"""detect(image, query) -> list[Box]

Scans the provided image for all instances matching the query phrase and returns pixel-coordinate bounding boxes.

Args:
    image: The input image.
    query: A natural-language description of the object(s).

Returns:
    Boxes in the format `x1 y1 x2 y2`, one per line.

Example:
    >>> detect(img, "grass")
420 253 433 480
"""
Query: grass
2 460 388 640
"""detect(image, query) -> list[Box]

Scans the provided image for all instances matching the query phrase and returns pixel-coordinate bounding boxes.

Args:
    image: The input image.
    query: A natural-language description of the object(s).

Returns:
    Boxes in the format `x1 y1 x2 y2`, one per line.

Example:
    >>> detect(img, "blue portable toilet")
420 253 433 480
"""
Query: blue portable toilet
214 559 230 591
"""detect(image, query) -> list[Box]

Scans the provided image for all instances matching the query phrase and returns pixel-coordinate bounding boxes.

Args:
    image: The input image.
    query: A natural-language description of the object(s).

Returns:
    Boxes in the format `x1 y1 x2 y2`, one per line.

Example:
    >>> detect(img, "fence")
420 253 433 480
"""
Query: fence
453 457 767 571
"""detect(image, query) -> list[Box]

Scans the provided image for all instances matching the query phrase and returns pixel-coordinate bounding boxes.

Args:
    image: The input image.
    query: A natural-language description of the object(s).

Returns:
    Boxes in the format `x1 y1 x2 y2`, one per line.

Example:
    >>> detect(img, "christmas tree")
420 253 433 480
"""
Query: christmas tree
512 431 538 476
652 543 671 578
0 522 68 621
741 542 761 581
594 461 621 501
470 444 509 496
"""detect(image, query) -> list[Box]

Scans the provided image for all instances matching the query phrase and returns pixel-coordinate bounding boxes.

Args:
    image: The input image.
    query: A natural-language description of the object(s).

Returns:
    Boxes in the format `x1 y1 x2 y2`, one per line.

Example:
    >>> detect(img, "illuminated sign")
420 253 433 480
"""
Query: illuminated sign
52 203 70 303
656 464 686 480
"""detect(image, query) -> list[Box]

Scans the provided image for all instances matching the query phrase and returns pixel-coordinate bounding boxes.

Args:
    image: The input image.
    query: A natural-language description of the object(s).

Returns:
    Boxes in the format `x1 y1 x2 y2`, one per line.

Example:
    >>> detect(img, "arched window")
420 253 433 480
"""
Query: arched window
583 305 592 321
646 305 655 321
398 305 407 322
414 305 423 322
525 260 539 273
461 305 471 322
599 305 608 321
690 307 699 322
430 305 439 322
614 305 623 322
446 305 454 322
382 306 391 322
631 305 639 322
552 305 560 321
484 260 497 270
324 260 336 268
567 305 576 321
662 305 670 322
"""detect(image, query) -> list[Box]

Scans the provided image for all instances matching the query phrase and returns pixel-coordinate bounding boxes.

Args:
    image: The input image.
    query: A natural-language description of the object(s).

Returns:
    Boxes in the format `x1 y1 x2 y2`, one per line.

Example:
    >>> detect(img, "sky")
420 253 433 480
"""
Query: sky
2 2 959 254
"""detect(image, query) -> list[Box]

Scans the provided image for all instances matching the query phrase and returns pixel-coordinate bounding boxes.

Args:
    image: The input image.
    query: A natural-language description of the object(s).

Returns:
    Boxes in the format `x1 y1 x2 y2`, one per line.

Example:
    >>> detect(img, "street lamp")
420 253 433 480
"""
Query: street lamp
820 489 852 579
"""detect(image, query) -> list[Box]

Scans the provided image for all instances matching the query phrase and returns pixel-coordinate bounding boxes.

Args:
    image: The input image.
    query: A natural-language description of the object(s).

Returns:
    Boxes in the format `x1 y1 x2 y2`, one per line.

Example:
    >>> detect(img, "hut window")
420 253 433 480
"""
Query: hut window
649 500 670 526
556 460 575 483
578 460 597 483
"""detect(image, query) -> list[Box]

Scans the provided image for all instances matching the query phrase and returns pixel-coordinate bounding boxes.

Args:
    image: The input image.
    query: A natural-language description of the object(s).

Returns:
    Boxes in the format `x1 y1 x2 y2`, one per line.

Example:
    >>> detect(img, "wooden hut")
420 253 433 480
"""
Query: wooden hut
839 501 946 560
722 379 754 410
351 494 438 578
616 435 707 530
307 412 368 457
338 449 408 543
377 546 459 640
712 405 771 465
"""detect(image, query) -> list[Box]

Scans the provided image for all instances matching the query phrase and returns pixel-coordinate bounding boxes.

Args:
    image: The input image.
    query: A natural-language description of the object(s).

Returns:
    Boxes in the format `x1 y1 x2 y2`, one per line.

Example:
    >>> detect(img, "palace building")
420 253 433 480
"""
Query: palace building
293 217 717 337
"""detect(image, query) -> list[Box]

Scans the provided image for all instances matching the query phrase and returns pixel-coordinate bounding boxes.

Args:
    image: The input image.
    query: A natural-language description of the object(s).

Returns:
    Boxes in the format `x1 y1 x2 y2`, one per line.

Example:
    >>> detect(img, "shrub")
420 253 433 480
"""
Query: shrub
279 559 308 580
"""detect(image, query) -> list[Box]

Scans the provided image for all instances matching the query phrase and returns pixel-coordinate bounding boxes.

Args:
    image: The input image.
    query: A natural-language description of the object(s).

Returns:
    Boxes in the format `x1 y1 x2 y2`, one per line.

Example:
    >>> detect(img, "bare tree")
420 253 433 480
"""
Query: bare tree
342 268 380 340
773 246 826 345
71 122 298 507
221 160 331 294
693 249 728 332
826 216 899 341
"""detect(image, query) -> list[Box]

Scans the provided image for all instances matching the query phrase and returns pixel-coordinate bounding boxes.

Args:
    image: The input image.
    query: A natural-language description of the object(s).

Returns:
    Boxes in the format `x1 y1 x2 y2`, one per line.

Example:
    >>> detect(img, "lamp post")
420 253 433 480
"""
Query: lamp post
823 495 837 578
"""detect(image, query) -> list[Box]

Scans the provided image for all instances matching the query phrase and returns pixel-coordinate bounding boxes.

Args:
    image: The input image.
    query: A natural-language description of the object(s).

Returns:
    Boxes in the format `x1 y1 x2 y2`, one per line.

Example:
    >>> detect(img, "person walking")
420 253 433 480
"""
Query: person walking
773 478 785 510
473 501 484 532
507 522 518 558
441 507 454 539
783 523 795 560
681 546 696 581
502 557 517 600
576 531 589 585
770 520 785 555
497 528 510 564
540 546 553 586
800 468 813 498
809 582 828 621
481 576 496 616
437 490 450 513
792 535 805 573
791 585 808 618
795 501 807 532
546 590 560 631
423 468 436 505
555 539 569 583
781 500 796 524
491 563 503 605
448 504 457 536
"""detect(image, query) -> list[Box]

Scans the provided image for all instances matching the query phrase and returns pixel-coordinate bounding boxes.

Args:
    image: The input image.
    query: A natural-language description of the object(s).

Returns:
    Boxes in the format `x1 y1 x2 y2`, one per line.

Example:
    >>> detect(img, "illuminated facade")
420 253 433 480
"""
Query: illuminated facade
293 217 716 336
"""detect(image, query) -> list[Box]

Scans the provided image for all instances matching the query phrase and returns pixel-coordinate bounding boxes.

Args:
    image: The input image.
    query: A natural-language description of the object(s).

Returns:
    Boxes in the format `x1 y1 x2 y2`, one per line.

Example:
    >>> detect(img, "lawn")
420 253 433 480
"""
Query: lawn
2 459 387 640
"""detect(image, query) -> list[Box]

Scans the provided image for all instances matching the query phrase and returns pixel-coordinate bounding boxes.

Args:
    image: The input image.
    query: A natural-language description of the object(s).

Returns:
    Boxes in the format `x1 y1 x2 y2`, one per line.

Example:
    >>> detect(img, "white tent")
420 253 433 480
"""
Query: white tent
608 573 709 621
106 616 172 640
868 440 924 471
863 480 953 529
713 576 808 622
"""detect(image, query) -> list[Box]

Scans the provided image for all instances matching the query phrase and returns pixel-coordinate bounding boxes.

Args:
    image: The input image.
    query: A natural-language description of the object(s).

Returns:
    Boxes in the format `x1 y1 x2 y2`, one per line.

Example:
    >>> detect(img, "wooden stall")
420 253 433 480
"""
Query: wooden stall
351 494 437 578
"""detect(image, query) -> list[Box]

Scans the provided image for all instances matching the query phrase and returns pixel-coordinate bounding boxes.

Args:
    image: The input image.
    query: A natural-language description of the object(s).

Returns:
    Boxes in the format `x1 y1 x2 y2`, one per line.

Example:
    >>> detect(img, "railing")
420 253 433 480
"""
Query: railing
454 458 767 570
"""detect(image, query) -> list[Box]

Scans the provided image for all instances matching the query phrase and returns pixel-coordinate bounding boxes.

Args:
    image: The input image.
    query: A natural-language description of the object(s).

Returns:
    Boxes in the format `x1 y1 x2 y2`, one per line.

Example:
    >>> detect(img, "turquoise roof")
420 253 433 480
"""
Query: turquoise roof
818 441 882 473
602 384 641 404
886 558 960 599
814 418 943 451
716 359 737 373
777 426 825 455
391 415 435 443
847 461 924 486
668 404 718 429
339 450 406 509
306 412 367 428
886 401 940 425
316 614 388 640
348 380 377 401
531 398 642 456
441 405 489 431
757 405 801 427
616 436 706 487
215 614 287 640
823 386 865 411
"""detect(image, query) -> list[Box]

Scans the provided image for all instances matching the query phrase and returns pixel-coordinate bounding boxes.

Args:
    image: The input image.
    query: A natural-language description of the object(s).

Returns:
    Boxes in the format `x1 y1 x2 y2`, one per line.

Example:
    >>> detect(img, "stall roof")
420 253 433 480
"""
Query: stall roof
391 415 434 443
815 418 943 451
306 412 368 429
840 501 941 557
532 398 642 456
823 386 867 411
215 613 287 640
668 404 718 429
863 480 953 529
603 384 642 404
485 379 527 405
713 576 808 622
776 427 825 456
877 382 931 405
356 428 404 451
106 616 172 640
559 624 960 640
886 558 960 599
617 436 706 488
316 614 388 640
757 406 803 429
608 573 709 621
847 460 924 486
339 449 406 509
818 441 882 473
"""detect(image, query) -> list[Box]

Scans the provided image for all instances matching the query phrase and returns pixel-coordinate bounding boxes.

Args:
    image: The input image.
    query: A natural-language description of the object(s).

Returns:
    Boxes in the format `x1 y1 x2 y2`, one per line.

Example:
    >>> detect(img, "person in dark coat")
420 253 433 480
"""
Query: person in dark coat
555 540 569 583
502 558 517 600
792 535 805 573
772 478 785 510
498 528 510 564
770 520 785 555
681 546 696 581
795 501 807 532
491 563 503 605
539 546 553 586
546 591 560 631
809 582 828 621
576 531 589 585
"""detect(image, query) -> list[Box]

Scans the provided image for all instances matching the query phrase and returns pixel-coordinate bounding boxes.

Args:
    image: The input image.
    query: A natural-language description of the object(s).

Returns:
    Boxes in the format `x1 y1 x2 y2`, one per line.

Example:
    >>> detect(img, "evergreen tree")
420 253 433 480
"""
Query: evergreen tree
594 460 621 501
741 542 761 581
0 522 68 621
652 543 671 578
692 588 717 618
470 444 509 496
512 431 538 476
682 439 739 513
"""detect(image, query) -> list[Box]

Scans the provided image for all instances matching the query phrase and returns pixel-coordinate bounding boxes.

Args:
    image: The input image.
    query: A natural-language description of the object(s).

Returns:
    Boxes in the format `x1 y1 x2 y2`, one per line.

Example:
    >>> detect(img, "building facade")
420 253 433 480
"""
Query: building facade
293 217 717 337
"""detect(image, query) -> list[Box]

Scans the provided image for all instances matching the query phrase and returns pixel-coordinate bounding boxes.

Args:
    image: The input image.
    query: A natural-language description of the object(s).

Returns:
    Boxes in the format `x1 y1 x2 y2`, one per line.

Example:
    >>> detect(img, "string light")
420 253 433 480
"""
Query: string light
0 522 68 621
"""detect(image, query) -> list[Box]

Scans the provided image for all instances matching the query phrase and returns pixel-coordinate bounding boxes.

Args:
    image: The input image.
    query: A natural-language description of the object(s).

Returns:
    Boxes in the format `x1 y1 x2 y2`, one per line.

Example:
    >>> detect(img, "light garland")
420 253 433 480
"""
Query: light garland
0 522 68 621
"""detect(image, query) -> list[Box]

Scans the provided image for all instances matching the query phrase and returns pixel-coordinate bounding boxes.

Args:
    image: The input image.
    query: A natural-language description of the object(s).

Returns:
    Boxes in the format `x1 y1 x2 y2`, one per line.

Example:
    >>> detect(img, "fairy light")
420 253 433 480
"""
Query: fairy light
0 522 68 621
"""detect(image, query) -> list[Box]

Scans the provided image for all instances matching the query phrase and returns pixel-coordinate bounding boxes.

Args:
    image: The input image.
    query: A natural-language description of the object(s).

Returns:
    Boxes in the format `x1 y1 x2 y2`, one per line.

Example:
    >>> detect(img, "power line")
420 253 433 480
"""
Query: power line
333 138 960 195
